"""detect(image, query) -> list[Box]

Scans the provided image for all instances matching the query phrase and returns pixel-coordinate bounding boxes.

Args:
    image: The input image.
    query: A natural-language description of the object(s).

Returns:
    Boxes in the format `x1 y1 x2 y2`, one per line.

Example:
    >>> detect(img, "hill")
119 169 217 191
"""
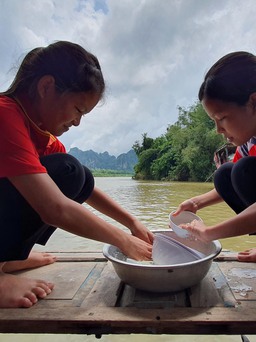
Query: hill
68 147 138 173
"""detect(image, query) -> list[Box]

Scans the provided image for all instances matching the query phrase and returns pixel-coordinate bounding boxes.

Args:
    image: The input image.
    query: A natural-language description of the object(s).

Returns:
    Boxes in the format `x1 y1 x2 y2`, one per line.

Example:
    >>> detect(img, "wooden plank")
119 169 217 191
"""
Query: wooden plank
119 284 188 308
218 262 256 301
189 262 237 308
1 253 256 335
13 257 108 308
0 306 256 335
215 251 238 261
71 262 107 307
81 262 122 308
33 262 107 309
53 252 106 262
15 262 95 300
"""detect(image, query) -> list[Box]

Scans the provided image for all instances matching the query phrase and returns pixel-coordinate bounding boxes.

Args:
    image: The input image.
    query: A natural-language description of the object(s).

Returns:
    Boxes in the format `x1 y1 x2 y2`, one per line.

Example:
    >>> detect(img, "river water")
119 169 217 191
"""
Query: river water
2 177 256 342
43 177 256 253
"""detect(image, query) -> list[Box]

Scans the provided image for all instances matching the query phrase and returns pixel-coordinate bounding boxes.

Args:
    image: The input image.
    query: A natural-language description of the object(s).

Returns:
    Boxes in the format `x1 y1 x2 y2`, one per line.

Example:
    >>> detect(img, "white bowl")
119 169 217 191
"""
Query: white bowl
169 211 202 238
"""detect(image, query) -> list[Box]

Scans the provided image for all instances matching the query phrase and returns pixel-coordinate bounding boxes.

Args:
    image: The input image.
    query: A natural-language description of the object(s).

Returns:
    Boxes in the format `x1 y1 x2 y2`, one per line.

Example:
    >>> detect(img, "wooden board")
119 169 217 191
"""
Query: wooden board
0 252 256 336
218 261 256 302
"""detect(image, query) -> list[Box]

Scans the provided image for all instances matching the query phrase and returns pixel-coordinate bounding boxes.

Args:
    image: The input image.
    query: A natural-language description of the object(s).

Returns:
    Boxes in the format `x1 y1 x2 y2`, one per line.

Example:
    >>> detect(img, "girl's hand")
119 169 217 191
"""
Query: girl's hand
173 199 198 216
129 220 154 244
120 234 153 261
180 219 212 243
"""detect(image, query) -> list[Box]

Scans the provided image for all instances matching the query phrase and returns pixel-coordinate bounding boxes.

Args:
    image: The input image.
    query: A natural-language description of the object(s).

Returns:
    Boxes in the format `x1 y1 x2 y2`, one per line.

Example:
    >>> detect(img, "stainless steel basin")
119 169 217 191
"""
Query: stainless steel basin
103 230 222 292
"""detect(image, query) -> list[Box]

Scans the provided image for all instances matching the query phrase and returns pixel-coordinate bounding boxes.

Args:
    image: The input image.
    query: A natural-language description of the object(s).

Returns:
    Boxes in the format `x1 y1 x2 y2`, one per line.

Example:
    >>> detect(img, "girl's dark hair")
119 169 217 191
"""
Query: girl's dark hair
198 51 256 105
2 41 105 99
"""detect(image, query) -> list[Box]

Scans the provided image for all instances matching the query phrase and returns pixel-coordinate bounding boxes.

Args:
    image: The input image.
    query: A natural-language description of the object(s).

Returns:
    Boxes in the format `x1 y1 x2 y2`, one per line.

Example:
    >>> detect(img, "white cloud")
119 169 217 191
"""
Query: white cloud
1 0 256 156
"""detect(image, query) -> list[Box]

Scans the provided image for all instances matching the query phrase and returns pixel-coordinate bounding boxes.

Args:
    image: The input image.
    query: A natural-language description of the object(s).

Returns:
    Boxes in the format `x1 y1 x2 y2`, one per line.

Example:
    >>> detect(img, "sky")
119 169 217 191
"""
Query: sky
1 0 256 156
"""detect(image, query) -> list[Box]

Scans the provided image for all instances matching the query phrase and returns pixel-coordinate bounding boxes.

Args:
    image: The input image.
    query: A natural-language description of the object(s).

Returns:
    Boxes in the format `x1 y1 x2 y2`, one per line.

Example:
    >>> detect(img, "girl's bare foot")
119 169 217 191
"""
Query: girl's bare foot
2 251 56 273
237 248 256 262
0 272 54 308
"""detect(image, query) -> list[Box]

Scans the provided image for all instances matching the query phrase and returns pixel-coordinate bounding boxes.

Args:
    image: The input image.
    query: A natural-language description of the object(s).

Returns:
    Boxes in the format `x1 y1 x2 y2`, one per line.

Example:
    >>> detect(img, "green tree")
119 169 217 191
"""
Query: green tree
133 133 154 156
134 148 158 179
133 102 225 181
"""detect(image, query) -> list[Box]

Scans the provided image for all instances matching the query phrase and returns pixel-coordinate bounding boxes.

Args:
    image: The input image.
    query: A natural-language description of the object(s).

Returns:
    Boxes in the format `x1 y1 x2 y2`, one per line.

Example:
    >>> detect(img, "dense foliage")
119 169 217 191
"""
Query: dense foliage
133 102 225 182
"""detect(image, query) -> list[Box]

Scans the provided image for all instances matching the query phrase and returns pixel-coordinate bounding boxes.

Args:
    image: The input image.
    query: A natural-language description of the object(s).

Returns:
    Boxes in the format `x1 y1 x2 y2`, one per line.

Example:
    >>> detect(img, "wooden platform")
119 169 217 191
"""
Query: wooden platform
0 251 256 337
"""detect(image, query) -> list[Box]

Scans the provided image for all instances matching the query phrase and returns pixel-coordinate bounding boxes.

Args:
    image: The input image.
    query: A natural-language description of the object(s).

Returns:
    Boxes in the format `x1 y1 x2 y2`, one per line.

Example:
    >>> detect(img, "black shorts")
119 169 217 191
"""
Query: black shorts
0 153 94 261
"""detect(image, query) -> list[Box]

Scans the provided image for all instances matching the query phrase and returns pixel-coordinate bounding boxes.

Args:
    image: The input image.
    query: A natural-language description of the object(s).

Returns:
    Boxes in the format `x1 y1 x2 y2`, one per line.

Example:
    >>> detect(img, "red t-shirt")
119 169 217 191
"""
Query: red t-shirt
0 96 66 178
233 137 256 162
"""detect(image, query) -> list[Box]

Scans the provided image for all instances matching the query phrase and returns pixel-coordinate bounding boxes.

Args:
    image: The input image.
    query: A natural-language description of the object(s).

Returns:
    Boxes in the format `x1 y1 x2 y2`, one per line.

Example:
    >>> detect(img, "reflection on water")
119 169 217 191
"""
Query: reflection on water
4 177 256 342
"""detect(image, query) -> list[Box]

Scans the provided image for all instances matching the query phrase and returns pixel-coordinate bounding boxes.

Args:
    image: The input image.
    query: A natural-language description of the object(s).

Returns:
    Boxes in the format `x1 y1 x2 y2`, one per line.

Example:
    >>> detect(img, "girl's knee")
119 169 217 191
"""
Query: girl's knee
214 162 233 187
231 157 256 183
40 153 94 200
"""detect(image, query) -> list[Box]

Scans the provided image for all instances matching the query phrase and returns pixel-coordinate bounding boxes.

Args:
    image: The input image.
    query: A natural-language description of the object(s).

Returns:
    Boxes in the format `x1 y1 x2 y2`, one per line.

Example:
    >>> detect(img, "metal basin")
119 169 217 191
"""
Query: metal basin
103 230 222 293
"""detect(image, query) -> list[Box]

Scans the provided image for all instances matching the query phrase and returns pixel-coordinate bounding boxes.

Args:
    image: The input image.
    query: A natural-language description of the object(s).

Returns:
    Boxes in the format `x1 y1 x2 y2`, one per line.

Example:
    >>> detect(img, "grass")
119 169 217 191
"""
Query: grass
91 169 134 177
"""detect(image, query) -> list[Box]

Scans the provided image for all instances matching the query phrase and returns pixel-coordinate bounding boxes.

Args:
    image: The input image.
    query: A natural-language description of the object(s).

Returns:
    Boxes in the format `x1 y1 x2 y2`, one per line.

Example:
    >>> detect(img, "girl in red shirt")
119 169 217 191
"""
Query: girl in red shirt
0 41 153 308
174 51 256 263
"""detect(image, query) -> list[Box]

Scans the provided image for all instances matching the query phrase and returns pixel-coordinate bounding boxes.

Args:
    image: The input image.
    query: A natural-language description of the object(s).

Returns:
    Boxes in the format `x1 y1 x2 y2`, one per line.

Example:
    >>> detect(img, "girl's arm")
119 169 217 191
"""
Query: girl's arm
86 187 154 243
206 203 256 241
182 203 256 243
174 188 223 215
9 173 152 260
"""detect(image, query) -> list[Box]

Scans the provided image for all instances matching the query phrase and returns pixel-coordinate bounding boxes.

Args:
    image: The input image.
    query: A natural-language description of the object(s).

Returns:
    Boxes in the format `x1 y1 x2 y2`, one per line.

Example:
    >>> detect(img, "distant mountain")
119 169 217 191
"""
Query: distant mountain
68 147 138 172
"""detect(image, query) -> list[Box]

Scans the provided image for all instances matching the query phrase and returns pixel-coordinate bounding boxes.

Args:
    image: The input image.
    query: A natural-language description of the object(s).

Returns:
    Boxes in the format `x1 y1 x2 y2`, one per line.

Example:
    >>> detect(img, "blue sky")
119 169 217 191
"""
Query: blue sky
1 0 256 156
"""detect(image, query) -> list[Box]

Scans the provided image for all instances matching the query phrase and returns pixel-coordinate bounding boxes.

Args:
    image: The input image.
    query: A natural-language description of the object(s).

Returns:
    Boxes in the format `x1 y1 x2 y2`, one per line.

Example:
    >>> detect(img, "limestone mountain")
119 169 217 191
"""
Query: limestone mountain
68 147 138 172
